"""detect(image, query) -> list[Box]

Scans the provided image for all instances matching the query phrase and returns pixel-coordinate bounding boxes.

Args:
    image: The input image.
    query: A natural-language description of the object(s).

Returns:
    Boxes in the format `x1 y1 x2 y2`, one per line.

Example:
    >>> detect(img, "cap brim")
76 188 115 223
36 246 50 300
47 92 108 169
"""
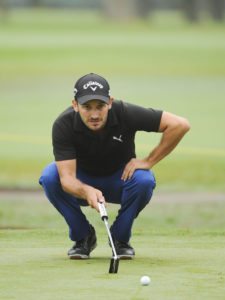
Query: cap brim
77 94 110 105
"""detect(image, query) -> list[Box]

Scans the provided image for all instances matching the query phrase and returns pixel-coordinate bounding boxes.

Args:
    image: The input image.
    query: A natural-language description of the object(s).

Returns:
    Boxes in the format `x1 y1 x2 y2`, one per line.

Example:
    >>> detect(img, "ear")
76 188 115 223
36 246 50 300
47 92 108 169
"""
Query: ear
108 97 114 110
72 100 79 112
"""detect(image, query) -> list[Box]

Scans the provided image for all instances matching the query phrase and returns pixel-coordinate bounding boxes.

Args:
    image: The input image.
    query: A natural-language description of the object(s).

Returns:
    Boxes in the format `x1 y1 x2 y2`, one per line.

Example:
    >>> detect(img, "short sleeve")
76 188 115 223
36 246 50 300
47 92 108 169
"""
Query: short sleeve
52 121 76 161
123 102 163 132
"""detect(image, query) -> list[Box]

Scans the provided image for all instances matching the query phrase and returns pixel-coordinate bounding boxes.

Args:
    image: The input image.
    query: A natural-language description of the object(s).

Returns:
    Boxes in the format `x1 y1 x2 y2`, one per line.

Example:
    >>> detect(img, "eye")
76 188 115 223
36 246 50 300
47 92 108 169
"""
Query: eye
97 104 106 110
82 104 91 110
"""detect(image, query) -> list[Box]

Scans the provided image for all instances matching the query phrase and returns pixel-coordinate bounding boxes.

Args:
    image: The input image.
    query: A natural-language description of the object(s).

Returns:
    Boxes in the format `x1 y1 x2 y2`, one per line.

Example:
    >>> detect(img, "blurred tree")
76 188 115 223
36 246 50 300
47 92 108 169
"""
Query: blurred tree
136 0 154 19
102 0 154 20
182 0 201 22
208 0 225 21
30 0 42 7
0 0 9 21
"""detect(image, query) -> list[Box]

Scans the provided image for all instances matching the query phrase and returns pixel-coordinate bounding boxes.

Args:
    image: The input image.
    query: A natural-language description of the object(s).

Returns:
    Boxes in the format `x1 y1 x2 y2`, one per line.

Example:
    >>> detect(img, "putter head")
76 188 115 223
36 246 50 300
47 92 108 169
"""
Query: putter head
109 257 119 274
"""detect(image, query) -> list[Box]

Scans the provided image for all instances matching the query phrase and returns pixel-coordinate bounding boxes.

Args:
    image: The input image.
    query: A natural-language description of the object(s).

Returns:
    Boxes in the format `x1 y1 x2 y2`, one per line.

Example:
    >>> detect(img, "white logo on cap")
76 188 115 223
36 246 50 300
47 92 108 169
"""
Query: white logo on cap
83 81 103 90
90 86 97 91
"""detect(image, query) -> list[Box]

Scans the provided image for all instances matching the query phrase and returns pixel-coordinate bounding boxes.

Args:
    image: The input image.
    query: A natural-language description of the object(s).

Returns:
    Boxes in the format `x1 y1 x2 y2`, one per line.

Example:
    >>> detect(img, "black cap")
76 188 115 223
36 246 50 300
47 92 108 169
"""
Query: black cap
74 73 110 104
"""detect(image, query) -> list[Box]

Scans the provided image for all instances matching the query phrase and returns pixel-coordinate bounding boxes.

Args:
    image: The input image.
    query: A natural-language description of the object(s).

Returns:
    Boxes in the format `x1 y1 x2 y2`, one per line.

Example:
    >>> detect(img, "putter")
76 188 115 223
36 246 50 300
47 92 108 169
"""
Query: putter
98 201 119 274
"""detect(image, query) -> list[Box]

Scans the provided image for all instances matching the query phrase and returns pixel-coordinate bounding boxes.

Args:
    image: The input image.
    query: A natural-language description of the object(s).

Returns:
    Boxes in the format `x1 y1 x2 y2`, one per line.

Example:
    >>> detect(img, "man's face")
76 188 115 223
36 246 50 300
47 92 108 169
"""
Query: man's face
72 99 113 132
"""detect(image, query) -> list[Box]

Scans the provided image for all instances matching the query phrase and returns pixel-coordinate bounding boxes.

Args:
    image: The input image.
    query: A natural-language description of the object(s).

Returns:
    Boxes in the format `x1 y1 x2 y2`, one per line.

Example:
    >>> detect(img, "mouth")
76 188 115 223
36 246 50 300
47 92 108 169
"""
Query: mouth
89 120 102 128
89 119 100 124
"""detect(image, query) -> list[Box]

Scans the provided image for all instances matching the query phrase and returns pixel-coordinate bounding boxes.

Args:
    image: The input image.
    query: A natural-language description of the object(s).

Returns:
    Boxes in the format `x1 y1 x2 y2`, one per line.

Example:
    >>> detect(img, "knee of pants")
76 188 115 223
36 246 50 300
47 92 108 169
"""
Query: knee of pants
133 170 156 193
39 162 60 190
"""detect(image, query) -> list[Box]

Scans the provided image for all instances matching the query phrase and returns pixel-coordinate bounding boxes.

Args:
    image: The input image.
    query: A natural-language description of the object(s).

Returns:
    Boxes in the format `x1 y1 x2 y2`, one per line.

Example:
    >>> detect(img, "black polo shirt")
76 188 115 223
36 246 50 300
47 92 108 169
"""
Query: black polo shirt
52 100 163 176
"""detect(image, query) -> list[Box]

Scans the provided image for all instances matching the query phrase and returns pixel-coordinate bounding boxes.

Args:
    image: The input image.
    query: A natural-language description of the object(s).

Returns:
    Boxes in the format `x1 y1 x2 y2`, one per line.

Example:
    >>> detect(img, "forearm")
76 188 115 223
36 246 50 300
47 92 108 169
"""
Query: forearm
121 113 190 181
60 176 105 210
146 120 190 168
56 160 104 210
60 176 92 200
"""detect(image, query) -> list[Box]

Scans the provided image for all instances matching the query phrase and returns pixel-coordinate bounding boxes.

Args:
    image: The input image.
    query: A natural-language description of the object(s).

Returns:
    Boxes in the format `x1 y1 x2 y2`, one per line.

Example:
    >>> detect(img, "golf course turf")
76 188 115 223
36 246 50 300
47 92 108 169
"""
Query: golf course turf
0 191 224 299
0 8 225 300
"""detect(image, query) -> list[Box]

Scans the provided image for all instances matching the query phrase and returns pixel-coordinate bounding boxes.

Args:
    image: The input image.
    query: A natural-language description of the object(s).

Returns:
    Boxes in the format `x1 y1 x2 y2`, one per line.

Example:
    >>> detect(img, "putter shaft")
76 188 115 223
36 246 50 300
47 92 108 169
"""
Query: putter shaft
98 202 119 261
103 218 118 260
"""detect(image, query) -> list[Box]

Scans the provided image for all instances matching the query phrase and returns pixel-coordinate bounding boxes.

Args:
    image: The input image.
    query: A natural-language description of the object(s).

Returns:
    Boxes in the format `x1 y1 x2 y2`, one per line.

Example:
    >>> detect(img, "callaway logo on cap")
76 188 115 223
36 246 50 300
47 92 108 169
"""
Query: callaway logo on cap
74 73 110 104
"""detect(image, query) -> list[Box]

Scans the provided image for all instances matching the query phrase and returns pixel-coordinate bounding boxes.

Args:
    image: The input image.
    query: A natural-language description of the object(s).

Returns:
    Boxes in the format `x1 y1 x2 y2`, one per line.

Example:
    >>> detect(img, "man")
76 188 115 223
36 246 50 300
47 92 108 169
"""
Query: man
39 73 190 260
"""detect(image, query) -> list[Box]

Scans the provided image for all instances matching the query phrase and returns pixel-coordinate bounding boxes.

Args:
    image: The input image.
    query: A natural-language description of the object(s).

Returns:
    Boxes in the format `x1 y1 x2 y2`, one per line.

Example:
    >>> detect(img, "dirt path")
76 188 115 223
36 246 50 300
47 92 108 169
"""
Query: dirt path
0 189 224 203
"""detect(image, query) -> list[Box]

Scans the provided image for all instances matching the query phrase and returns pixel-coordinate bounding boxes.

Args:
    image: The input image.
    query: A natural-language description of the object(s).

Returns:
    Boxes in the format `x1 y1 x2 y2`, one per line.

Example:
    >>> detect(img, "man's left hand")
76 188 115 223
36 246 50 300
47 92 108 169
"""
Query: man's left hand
121 158 150 181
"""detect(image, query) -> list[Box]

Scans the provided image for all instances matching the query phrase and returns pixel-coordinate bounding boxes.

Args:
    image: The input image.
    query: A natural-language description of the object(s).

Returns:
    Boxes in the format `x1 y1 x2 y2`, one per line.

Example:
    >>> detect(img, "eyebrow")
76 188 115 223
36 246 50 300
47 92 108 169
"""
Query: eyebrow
82 102 106 107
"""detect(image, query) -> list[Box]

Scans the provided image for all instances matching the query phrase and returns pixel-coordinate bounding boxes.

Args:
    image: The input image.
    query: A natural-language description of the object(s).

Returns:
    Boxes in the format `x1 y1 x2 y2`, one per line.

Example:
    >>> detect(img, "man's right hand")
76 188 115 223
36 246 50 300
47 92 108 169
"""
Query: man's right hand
56 159 106 212
85 186 106 212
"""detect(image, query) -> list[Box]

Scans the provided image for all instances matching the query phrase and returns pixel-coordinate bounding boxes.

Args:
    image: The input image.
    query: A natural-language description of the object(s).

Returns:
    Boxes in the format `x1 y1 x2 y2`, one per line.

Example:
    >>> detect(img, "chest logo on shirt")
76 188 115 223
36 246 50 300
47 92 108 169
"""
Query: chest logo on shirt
113 135 123 143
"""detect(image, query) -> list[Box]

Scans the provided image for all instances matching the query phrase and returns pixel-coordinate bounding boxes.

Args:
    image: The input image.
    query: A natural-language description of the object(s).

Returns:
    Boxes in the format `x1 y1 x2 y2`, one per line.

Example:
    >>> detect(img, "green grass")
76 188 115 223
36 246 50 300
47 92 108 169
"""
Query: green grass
0 193 225 299
0 9 225 190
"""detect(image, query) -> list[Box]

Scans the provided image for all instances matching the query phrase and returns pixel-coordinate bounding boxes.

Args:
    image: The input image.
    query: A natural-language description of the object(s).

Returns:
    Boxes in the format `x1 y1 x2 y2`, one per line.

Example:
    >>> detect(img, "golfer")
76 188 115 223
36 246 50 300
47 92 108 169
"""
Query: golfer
39 73 190 259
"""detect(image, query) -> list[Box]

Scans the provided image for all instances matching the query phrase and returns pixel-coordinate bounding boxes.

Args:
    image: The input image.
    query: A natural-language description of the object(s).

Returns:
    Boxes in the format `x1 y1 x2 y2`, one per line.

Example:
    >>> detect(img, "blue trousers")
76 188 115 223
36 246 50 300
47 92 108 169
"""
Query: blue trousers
39 162 156 243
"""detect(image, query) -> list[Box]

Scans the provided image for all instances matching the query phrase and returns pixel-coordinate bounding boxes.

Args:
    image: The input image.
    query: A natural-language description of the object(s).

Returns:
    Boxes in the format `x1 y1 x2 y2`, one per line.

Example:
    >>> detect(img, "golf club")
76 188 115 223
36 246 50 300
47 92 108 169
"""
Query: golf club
98 201 119 273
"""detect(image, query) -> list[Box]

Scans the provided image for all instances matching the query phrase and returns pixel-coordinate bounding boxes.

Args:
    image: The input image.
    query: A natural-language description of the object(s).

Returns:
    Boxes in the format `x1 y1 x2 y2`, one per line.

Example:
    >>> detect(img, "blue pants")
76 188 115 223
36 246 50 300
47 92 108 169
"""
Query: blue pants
39 162 156 243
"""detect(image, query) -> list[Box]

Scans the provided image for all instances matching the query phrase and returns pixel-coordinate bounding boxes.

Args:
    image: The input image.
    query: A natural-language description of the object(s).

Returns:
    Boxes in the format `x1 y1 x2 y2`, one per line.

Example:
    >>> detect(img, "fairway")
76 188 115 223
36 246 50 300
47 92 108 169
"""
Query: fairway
0 9 225 190
0 191 225 300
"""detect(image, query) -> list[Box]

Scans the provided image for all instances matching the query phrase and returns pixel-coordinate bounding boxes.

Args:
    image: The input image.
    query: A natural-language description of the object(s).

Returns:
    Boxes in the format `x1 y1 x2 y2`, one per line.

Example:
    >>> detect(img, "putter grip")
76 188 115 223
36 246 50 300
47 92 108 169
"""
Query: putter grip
98 202 108 220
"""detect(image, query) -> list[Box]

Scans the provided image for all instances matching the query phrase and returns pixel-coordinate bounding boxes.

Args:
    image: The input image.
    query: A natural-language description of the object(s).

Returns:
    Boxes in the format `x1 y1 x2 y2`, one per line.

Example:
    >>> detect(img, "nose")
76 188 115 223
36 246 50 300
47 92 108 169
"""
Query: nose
90 109 100 119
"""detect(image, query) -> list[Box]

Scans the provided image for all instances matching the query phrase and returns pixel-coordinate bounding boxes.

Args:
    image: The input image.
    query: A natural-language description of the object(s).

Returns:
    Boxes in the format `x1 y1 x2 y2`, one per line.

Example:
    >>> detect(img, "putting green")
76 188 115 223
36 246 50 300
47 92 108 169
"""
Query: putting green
0 192 225 299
